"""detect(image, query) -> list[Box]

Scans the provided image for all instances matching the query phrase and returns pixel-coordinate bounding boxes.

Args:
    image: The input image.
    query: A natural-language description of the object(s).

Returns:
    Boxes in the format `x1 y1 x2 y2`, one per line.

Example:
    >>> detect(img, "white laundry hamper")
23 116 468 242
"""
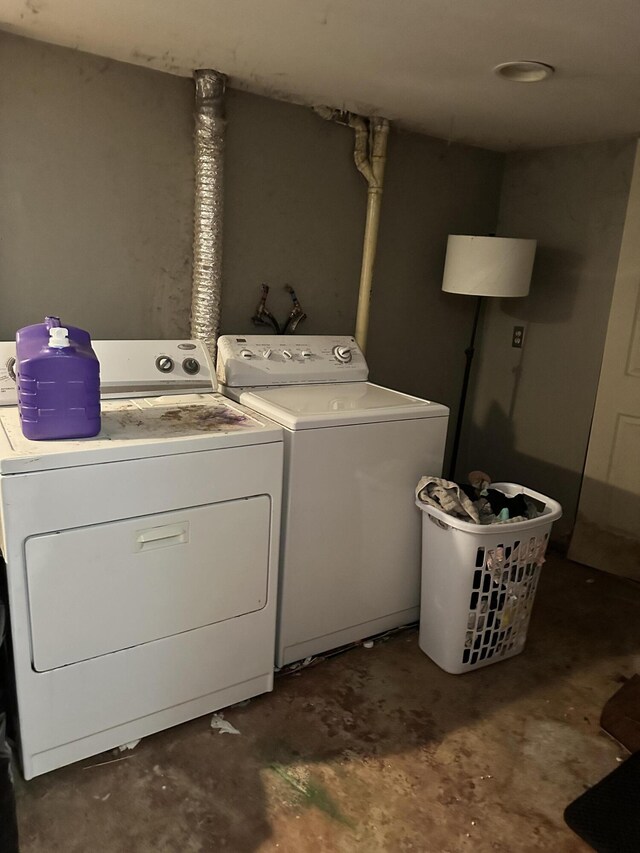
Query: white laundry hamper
417 483 562 674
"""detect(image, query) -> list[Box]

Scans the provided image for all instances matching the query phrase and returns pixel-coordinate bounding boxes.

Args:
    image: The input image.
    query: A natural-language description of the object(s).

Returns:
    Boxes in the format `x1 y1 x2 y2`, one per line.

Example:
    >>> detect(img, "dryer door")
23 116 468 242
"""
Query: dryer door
25 496 271 671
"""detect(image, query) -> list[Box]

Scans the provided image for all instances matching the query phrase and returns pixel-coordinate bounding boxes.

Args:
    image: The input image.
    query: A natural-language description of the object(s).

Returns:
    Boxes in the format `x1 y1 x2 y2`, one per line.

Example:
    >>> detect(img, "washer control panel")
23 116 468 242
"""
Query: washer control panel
216 335 369 387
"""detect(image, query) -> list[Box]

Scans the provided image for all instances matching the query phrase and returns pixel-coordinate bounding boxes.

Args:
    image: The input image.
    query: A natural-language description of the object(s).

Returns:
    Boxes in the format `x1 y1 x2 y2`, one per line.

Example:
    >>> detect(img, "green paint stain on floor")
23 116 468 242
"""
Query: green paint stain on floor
270 763 356 829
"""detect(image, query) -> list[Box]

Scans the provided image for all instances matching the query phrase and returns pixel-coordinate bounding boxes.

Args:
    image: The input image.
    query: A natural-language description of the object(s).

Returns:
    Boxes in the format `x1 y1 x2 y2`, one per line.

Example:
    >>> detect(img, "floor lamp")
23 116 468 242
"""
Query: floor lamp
443 235 536 482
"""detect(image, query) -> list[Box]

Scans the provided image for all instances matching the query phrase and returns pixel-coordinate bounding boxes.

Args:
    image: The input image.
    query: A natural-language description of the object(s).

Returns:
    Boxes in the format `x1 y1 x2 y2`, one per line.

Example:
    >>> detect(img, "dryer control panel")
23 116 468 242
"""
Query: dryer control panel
217 335 369 387
0 339 216 406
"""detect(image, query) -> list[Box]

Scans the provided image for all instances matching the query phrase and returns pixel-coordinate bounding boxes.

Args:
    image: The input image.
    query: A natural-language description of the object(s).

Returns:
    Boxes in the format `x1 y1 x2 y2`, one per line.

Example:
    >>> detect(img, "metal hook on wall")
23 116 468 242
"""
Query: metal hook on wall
251 284 281 334
250 284 308 335
282 285 307 334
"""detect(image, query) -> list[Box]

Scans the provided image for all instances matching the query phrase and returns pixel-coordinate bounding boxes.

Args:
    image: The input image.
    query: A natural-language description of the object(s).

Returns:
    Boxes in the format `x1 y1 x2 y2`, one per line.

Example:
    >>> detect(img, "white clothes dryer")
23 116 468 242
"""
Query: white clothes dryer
0 339 283 778
217 335 449 667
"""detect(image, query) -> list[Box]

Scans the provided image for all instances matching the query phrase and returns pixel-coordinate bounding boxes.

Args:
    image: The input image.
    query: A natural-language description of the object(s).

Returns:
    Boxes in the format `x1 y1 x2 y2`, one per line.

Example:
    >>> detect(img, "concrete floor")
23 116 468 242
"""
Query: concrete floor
15 555 640 852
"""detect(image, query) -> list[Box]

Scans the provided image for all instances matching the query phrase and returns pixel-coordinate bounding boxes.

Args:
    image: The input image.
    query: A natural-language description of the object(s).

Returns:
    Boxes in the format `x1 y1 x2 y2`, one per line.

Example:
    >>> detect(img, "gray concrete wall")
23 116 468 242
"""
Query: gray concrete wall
461 139 636 541
0 32 195 341
366 130 503 469
220 90 365 336
0 33 504 476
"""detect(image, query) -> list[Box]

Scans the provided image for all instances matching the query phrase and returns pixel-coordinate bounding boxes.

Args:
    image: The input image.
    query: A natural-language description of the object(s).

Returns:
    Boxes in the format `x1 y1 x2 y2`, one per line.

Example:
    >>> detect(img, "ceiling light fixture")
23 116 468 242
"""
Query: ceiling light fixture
493 61 555 83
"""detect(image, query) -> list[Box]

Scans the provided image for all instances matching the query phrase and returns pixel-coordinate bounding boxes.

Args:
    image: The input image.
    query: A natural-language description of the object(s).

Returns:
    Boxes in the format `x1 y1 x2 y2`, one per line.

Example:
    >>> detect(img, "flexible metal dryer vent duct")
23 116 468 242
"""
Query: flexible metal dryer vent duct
190 69 227 357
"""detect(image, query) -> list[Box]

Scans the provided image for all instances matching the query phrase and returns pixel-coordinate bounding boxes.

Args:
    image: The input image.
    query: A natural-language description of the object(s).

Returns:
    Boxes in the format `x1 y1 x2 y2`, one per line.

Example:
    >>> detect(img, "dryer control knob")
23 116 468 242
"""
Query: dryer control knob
240 349 253 359
333 345 352 364
282 350 293 360
6 357 16 382
301 350 312 359
182 357 200 375
156 355 174 373
262 348 272 359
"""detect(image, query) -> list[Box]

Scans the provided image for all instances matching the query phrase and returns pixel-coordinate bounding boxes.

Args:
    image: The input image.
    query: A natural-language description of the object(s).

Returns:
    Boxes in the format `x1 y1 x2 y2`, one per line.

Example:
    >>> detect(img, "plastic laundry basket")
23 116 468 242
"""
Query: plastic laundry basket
417 483 562 674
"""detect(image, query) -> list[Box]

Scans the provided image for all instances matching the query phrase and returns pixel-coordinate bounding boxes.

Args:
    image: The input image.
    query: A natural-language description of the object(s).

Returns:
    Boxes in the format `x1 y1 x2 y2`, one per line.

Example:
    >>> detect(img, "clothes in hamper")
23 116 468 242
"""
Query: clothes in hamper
416 475 542 525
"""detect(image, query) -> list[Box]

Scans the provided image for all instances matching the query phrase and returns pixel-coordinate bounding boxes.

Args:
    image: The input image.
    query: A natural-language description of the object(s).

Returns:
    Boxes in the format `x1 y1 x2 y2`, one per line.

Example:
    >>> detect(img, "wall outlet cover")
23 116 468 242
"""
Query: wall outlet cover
512 325 525 348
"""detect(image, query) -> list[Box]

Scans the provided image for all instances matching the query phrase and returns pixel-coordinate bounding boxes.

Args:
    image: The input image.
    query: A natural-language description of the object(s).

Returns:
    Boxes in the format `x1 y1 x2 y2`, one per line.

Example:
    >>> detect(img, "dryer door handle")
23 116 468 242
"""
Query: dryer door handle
135 521 190 552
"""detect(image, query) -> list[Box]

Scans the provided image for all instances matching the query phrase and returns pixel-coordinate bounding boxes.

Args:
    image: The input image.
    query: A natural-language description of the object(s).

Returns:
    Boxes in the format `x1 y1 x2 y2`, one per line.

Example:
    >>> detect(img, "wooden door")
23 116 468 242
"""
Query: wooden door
569 140 640 580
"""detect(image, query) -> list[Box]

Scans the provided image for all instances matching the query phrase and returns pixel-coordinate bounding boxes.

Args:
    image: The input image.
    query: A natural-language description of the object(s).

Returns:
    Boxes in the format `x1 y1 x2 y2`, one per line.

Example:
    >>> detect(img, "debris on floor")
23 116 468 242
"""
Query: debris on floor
269 763 355 829
83 754 135 770
116 739 140 753
210 713 241 735
277 626 415 679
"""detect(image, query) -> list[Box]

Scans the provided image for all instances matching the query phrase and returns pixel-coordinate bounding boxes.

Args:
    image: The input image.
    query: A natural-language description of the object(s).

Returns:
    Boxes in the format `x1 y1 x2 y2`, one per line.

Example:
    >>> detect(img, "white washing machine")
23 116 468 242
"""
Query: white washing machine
0 339 283 778
217 335 449 666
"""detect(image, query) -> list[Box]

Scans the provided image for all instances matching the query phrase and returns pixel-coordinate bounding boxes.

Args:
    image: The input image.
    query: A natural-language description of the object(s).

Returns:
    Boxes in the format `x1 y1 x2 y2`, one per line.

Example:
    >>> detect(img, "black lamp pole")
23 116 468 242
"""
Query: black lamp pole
448 295 483 481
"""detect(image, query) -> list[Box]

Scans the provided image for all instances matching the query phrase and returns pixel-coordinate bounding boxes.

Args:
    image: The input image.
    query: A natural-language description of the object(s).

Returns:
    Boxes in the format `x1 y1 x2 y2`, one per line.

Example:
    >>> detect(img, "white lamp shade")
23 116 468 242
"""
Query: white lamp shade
442 235 536 298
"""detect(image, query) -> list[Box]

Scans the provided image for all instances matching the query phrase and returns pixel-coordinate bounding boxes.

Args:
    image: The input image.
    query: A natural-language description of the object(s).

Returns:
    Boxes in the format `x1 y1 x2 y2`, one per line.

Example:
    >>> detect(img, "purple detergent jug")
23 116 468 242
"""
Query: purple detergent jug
16 316 101 440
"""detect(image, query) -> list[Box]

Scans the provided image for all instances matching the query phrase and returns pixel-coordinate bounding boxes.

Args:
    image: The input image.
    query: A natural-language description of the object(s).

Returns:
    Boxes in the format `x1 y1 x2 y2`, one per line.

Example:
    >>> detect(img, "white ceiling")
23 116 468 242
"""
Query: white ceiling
2 0 640 150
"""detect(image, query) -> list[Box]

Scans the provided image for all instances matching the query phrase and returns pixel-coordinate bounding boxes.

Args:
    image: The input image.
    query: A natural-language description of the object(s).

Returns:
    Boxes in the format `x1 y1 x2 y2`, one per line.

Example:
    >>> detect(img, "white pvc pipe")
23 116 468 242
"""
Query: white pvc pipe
351 117 389 354
312 108 390 354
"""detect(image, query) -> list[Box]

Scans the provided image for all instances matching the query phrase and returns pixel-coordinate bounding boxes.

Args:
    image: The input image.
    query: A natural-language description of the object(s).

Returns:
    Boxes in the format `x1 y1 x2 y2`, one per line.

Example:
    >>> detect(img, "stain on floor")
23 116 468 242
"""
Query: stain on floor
14 555 640 852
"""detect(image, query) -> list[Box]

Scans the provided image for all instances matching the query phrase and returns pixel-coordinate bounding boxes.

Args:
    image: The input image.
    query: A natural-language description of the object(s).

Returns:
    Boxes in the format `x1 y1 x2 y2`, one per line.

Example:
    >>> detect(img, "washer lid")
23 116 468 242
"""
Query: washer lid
236 382 449 429
0 393 282 474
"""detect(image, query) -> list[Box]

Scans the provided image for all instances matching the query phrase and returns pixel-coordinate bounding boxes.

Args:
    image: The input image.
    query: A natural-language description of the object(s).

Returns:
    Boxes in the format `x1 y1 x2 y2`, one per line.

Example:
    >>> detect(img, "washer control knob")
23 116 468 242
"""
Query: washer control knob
333 345 352 364
240 349 253 359
182 357 200 375
301 350 312 359
6 357 16 382
262 348 273 359
282 350 293 360
156 355 174 373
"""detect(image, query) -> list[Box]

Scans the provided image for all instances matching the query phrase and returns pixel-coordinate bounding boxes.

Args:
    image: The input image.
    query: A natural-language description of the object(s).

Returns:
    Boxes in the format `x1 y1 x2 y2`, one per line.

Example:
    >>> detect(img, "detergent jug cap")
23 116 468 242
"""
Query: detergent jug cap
49 327 70 348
